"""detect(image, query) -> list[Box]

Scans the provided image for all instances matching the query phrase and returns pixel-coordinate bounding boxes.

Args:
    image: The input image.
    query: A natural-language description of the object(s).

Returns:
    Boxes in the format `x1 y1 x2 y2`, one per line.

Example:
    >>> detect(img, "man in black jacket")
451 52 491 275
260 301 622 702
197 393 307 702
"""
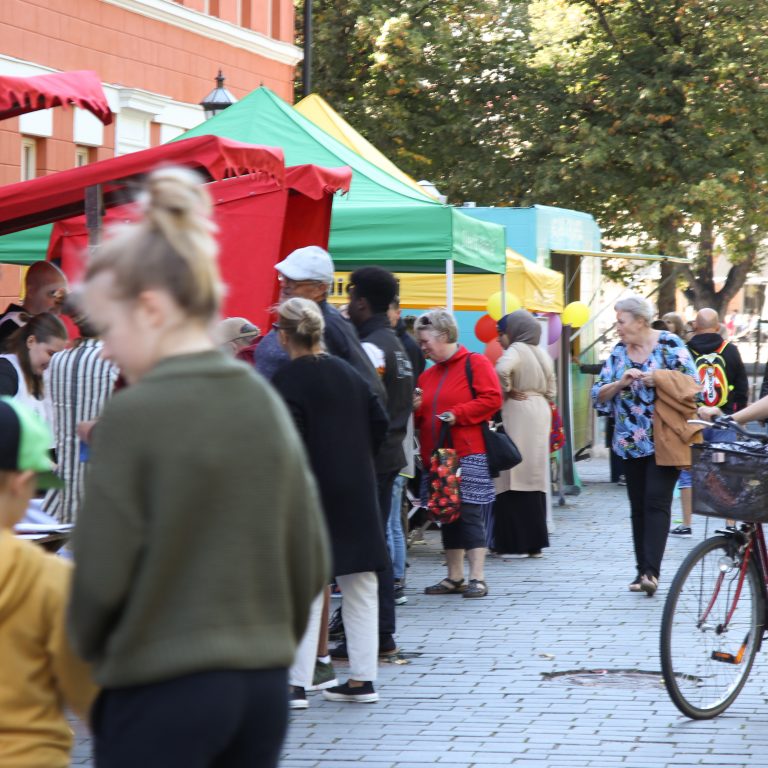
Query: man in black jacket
340 266 414 658
253 246 386 406
671 307 747 537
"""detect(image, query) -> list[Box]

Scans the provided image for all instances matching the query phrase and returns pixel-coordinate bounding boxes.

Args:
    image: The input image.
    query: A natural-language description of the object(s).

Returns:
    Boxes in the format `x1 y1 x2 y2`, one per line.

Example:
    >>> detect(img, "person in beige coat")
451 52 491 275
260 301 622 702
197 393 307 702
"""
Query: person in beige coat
493 310 556 558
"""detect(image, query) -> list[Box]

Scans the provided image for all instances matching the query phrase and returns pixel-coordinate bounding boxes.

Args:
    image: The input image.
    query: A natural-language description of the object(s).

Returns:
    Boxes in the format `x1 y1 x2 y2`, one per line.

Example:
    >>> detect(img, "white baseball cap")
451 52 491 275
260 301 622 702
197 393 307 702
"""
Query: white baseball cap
275 246 334 283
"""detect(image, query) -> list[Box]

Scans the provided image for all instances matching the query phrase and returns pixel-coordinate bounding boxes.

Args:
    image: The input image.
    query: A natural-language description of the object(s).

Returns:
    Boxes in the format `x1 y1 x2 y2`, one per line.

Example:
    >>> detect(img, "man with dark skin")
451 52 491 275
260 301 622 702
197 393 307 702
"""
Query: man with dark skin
0 262 68 349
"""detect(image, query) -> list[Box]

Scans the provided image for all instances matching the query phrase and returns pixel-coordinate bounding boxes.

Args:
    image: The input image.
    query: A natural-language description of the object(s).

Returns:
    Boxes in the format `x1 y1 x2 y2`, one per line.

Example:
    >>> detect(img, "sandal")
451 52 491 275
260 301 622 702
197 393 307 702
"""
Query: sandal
640 574 658 597
462 579 488 598
424 578 467 595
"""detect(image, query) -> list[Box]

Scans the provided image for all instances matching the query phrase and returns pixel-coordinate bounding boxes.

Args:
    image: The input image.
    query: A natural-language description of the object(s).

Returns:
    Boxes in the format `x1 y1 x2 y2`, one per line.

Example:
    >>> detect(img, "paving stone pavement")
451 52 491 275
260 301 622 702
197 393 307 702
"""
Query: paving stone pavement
69 457 768 767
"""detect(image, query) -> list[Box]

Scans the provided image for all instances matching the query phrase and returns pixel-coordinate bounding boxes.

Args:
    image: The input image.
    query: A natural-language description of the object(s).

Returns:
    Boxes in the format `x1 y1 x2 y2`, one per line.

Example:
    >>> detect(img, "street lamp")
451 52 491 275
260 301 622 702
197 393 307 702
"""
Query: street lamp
200 70 237 120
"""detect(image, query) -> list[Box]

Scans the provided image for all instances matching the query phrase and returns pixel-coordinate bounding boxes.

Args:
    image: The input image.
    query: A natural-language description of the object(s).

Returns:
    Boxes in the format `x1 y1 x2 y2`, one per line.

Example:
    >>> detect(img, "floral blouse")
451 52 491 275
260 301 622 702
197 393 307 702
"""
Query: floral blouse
591 331 699 459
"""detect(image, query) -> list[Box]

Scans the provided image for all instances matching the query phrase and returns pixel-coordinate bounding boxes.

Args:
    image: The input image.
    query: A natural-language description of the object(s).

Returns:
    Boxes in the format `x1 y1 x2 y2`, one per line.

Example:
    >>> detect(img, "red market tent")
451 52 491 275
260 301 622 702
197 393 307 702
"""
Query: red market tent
0 135 285 235
0 70 112 123
46 163 351 328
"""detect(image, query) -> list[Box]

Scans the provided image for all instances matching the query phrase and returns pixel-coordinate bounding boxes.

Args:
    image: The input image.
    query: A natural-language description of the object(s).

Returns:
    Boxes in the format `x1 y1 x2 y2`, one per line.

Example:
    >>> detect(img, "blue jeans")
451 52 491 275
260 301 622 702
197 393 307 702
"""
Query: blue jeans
387 474 407 581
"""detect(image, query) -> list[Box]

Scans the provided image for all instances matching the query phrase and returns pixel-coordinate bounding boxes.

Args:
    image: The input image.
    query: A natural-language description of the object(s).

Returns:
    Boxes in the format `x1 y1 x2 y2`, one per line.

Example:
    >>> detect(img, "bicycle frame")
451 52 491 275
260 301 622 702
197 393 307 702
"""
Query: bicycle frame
707 524 768 652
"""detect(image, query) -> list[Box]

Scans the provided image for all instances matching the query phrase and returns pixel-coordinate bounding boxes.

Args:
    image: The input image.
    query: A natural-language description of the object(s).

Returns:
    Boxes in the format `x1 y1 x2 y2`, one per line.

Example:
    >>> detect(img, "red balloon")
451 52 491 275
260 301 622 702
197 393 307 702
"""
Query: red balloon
475 314 498 343
484 339 503 364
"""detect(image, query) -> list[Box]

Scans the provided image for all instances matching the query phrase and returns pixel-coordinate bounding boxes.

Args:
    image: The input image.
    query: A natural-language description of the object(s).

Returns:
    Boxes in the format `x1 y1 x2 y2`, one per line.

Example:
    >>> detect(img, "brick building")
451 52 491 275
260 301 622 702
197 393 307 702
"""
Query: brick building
0 0 301 304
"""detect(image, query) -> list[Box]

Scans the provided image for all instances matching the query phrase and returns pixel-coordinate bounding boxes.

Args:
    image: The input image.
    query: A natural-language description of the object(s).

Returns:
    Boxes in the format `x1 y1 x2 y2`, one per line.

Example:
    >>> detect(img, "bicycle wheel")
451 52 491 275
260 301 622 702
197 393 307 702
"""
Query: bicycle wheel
660 535 765 719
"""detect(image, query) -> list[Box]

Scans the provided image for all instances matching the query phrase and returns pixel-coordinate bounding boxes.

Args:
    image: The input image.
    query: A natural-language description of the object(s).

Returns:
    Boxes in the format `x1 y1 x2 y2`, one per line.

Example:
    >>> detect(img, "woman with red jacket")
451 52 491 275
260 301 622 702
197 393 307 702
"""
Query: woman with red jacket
413 310 503 598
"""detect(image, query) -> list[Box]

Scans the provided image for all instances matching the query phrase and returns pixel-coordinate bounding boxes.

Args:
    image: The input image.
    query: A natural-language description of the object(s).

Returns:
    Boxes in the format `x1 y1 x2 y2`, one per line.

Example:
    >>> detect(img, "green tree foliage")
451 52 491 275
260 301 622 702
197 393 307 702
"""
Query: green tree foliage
296 0 530 203
300 0 768 313
518 0 768 313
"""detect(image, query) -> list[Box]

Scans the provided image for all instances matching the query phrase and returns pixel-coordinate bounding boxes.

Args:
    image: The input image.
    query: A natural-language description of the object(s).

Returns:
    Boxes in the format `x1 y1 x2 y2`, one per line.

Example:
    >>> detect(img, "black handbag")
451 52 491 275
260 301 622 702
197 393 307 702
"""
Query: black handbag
465 355 523 477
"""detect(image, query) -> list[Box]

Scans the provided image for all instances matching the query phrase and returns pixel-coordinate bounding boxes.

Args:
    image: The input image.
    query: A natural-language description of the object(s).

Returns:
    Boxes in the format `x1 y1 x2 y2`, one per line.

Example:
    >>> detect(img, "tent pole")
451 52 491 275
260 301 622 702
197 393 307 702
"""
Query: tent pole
302 0 313 97
446 259 454 313
500 273 507 315
85 184 102 247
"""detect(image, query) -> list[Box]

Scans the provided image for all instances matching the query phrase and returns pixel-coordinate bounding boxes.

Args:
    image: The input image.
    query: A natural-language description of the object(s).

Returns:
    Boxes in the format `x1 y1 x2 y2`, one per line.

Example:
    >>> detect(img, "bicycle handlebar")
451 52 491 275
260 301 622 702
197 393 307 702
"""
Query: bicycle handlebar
687 416 768 443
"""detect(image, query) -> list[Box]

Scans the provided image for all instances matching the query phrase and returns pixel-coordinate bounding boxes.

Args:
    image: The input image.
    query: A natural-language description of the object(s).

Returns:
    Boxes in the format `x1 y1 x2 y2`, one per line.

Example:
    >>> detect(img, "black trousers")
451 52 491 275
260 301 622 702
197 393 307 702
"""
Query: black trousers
623 456 680 579
376 470 398 638
92 668 288 768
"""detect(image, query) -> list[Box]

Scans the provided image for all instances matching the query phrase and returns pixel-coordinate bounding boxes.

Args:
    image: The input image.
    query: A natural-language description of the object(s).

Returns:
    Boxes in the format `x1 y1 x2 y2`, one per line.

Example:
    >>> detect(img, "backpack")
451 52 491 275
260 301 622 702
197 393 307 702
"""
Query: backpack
694 340 731 408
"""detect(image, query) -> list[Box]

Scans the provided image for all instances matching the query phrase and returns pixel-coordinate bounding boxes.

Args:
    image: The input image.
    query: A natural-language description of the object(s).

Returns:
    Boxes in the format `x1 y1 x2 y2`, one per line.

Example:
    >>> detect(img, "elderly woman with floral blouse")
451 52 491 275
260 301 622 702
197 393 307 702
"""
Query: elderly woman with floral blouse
592 295 699 597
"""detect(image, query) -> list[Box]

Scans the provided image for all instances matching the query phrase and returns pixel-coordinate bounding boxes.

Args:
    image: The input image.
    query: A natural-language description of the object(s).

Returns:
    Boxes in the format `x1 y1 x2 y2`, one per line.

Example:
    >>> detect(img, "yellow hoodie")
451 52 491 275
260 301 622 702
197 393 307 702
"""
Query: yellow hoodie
0 532 97 767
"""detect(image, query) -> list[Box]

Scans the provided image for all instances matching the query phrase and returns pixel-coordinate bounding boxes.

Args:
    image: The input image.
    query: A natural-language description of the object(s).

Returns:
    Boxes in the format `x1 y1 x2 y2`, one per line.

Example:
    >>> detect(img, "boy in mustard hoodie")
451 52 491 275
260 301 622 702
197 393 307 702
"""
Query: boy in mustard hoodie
0 396 97 767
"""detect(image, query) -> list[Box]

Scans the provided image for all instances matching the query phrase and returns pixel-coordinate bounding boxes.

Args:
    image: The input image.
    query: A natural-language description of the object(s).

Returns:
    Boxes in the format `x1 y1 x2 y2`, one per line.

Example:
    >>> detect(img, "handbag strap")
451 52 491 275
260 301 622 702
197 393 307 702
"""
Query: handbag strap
436 420 453 449
465 353 501 424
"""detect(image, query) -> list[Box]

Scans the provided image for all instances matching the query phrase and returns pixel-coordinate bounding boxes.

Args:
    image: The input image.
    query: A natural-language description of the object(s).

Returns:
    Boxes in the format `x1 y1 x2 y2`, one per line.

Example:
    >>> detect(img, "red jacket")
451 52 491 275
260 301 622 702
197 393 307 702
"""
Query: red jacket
415 346 502 465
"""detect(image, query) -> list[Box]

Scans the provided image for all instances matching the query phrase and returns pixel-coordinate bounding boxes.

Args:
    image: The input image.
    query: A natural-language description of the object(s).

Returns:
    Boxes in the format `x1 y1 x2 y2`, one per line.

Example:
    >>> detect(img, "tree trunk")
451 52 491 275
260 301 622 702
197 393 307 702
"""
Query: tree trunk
658 261 677 315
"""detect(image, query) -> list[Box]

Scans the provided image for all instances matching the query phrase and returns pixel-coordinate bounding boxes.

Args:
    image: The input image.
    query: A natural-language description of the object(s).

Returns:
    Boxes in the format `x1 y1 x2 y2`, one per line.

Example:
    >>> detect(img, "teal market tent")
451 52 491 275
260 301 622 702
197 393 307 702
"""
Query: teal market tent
176 87 506 275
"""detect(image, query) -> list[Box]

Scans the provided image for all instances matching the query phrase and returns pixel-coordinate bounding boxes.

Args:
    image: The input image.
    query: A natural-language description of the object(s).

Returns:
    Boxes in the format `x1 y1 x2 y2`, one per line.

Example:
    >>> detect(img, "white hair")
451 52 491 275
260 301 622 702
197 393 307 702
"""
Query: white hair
413 309 458 343
615 295 653 325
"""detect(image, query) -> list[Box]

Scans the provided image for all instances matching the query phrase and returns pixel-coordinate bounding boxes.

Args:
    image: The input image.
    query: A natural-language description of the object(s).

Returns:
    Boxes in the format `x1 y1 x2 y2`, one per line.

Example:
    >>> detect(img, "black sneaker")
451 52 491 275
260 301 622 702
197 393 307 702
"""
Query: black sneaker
393 583 408 605
289 685 308 710
322 681 379 703
328 606 345 640
670 524 692 537
617 475 627 486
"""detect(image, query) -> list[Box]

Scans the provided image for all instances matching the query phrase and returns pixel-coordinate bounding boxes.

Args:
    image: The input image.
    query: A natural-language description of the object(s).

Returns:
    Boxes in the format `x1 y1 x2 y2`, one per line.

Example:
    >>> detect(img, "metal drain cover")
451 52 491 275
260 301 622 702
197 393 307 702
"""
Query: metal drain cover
543 669 664 689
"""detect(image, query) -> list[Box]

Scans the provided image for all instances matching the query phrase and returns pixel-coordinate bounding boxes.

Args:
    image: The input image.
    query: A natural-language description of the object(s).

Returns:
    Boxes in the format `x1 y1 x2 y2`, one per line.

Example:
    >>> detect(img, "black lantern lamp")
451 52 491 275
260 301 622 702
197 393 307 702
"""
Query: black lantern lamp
200 70 237 120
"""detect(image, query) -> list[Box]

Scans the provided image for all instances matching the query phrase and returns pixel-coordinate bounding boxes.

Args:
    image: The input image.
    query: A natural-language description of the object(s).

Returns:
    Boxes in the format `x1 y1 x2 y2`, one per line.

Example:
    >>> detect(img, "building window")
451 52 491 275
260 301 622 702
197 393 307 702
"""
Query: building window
209 0 219 17
75 146 90 167
21 138 36 181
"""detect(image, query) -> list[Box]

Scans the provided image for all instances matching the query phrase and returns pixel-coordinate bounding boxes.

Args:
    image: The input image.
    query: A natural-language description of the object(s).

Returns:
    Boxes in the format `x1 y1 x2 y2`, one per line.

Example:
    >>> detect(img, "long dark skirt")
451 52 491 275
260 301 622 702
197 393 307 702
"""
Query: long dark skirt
492 490 549 555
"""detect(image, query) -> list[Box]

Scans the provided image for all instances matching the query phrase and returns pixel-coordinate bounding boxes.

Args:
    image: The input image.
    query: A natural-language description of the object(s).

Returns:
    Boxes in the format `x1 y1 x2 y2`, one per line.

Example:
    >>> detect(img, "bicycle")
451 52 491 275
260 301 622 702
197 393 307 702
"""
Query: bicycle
660 417 768 719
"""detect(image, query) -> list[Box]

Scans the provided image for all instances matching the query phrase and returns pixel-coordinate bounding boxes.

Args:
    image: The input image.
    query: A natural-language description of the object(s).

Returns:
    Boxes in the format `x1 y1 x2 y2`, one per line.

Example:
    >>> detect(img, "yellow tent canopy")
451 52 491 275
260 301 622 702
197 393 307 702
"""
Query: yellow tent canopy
329 250 564 313
294 94 436 200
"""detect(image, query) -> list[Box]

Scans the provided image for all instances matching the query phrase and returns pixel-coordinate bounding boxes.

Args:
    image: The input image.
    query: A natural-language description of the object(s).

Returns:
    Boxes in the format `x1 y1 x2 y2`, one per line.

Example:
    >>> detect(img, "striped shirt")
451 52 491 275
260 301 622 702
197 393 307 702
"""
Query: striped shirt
42 339 118 524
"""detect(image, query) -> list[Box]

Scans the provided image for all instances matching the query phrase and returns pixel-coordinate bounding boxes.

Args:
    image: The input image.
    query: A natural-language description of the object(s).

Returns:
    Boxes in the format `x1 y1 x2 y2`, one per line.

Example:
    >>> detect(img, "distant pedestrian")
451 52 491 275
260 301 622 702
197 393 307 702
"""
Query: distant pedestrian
42 294 118 524
346 266 414 656
414 310 502 599
671 307 746 537
272 297 389 706
68 167 329 768
0 312 68 429
0 261 68 349
493 310 556 558
212 316 261 362
592 295 699 597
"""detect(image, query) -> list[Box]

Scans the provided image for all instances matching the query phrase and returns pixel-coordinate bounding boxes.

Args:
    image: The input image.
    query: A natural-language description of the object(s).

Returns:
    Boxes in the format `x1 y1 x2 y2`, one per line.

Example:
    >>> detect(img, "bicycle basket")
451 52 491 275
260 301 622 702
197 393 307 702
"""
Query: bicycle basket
691 441 768 522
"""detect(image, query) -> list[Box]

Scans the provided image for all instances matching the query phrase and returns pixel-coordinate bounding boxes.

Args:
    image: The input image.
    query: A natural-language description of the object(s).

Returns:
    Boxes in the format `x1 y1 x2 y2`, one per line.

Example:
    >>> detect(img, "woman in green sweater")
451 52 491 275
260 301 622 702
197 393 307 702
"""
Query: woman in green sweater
68 167 330 768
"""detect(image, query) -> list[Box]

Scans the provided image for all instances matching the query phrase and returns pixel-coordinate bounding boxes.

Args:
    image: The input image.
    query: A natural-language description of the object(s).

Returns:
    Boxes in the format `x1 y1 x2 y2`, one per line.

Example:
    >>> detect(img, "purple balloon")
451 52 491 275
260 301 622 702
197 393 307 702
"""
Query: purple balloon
547 340 560 360
547 313 563 345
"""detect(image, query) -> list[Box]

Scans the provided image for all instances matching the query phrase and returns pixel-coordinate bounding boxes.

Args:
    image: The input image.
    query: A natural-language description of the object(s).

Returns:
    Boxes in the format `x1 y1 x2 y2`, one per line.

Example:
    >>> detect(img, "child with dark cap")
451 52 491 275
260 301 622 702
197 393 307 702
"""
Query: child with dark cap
0 397 96 767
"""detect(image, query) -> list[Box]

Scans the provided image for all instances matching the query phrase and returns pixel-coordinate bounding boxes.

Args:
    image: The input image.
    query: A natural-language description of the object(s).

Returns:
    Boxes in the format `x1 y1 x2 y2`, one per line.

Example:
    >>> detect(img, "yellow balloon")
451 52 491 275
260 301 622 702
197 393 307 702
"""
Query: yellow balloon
486 291 522 320
561 300 591 328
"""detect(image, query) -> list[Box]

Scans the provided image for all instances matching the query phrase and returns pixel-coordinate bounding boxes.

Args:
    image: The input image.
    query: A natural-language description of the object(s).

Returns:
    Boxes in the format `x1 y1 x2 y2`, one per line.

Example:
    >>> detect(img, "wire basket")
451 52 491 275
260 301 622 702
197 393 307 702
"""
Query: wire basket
691 441 768 523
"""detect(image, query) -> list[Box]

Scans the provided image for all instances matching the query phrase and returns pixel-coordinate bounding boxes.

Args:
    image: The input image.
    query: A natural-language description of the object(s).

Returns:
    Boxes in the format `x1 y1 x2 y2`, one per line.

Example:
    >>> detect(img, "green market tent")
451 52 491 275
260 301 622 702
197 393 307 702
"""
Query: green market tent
0 224 51 264
177 87 506 275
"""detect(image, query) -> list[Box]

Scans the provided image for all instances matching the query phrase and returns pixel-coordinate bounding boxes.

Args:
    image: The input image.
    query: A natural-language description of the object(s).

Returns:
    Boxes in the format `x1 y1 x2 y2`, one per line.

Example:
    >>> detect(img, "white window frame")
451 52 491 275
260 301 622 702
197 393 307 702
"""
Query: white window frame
21 138 36 181
75 146 90 167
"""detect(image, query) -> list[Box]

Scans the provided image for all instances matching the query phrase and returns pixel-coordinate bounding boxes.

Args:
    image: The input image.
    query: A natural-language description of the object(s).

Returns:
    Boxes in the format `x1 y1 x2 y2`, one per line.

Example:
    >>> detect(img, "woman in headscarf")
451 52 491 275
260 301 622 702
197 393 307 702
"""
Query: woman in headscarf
493 310 556 558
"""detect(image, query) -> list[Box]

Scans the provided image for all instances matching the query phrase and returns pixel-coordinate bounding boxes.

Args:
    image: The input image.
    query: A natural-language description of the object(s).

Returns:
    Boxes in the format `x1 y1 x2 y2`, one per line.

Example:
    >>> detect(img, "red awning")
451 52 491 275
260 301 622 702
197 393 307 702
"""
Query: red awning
0 70 112 124
46 163 350 330
284 164 351 200
0 135 285 236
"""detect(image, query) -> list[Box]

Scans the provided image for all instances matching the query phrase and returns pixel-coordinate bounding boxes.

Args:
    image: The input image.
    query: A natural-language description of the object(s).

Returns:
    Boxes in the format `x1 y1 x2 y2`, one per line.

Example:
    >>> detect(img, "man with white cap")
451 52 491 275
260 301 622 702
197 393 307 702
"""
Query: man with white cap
255 246 386 403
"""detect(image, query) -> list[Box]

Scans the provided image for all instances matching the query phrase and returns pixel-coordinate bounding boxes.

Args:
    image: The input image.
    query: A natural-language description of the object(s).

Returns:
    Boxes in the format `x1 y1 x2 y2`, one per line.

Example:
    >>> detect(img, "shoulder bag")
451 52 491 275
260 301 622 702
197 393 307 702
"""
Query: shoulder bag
465 354 522 477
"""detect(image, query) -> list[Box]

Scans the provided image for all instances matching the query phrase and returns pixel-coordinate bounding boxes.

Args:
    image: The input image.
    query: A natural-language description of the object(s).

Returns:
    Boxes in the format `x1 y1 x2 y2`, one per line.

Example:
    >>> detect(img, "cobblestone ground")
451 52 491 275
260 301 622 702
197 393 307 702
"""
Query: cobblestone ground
70 457 768 767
